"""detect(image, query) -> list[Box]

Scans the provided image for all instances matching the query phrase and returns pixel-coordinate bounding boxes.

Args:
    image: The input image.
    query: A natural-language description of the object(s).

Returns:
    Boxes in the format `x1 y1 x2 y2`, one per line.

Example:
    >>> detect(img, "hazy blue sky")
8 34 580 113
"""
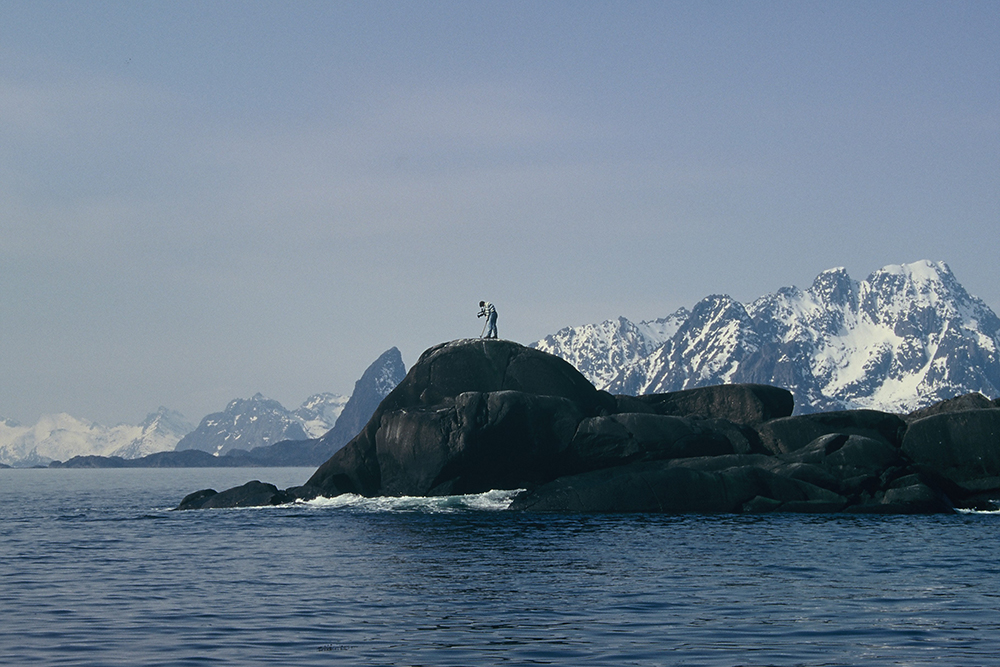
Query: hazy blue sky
1 1 997 426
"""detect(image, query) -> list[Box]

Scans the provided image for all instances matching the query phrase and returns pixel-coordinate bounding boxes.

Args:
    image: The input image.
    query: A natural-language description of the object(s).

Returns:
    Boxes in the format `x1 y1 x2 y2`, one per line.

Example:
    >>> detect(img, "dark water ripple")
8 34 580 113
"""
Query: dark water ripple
2 468 1000 666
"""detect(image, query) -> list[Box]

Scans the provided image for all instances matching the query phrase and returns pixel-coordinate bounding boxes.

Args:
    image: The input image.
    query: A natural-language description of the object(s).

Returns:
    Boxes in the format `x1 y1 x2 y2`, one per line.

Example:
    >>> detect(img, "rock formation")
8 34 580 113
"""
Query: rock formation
177 339 1000 514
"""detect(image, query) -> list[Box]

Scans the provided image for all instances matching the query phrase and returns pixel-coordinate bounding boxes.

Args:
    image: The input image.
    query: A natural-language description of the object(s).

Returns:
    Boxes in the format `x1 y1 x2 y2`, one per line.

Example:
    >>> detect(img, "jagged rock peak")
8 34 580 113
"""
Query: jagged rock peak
175 393 310 457
366 347 406 398
139 407 194 431
532 316 667 392
314 347 408 454
531 261 1000 414
810 266 857 306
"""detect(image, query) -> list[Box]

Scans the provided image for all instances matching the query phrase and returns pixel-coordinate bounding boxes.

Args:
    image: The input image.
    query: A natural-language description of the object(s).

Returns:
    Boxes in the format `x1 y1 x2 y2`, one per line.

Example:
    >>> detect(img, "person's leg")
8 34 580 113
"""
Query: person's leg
488 313 498 338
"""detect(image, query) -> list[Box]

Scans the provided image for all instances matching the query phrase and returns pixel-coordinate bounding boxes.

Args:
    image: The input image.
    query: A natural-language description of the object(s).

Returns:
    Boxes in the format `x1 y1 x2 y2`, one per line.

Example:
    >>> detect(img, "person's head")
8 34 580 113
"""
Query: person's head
479 301 485 307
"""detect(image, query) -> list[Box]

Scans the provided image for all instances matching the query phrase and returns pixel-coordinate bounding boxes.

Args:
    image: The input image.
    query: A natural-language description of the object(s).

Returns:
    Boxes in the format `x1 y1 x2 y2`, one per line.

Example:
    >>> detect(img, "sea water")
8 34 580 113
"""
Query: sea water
1 467 999 667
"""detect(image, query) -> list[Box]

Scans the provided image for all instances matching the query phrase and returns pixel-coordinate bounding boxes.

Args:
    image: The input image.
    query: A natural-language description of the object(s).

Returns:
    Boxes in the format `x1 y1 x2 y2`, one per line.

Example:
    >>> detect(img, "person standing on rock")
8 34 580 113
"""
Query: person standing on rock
478 300 498 339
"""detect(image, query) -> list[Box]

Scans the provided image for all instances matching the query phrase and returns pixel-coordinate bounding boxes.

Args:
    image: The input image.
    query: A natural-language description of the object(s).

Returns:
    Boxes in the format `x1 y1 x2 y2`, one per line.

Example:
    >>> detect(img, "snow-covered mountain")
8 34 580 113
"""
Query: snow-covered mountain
533 261 1000 414
0 407 194 467
226 347 408 466
532 312 688 391
294 392 350 438
175 392 347 457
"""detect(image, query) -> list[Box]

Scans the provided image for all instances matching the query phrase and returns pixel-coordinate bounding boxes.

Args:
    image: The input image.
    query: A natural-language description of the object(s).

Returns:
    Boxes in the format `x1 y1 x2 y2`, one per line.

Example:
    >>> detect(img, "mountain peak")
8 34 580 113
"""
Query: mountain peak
177 394 309 456
872 259 951 281
809 266 857 306
315 348 407 455
532 261 1000 414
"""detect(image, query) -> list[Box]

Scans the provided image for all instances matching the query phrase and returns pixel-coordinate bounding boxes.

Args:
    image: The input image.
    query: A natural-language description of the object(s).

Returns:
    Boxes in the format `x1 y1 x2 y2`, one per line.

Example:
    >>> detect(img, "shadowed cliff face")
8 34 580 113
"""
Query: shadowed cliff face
176 339 1000 514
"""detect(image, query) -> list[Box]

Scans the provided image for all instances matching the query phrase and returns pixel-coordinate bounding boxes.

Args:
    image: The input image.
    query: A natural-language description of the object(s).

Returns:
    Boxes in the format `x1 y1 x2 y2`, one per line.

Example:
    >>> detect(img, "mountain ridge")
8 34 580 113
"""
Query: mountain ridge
532 261 1000 413
45 348 406 469
220 347 407 466
0 407 194 467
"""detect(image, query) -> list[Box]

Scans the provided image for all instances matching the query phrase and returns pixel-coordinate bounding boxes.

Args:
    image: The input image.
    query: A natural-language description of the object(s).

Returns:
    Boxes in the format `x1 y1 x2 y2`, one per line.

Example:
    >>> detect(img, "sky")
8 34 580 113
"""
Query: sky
1 1 997 427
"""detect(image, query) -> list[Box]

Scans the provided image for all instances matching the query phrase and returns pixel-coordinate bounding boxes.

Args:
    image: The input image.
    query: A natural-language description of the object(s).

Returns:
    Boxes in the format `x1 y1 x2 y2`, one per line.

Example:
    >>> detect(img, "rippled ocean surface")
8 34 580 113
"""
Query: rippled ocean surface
2 468 999 667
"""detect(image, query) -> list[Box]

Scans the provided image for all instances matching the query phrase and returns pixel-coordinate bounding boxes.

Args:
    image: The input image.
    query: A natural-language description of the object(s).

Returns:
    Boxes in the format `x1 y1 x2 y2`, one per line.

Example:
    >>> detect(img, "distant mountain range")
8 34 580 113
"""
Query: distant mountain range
174 392 348 457
0 408 194 468
3 349 404 468
220 347 407 466
1 394 348 468
532 261 1000 414
42 348 407 469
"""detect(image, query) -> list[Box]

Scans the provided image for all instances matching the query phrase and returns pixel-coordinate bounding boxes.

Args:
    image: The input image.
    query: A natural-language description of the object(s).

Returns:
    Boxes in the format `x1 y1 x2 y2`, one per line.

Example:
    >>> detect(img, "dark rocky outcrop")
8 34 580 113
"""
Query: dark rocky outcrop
304 339 612 498
176 339 1000 514
755 410 907 455
904 392 998 423
176 480 295 510
613 383 793 424
509 458 850 514
564 413 737 474
902 409 1000 506
511 431 952 515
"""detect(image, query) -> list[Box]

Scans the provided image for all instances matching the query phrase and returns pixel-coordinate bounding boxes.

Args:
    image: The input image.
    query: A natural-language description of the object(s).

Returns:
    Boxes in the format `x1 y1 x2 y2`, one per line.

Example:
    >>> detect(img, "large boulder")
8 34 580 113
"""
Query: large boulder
905 392 997 423
378 339 607 414
305 339 609 497
902 409 1000 497
176 481 294 510
754 410 907 455
375 391 584 496
770 433 951 513
511 431 952 515
562 413 735 474
613 384 793 424
510 458 847 513
779 433 903 479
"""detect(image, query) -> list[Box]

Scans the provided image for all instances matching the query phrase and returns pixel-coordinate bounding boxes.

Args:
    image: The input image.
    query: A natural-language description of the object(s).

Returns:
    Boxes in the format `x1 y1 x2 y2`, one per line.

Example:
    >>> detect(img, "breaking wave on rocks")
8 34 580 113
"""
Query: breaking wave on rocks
295 488 524 513
956 504 1000 515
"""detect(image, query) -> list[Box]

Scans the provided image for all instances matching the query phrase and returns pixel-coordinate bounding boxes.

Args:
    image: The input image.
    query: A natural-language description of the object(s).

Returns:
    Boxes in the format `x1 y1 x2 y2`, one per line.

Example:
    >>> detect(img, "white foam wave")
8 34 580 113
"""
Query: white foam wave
295 488 524 513
956 505 1000 515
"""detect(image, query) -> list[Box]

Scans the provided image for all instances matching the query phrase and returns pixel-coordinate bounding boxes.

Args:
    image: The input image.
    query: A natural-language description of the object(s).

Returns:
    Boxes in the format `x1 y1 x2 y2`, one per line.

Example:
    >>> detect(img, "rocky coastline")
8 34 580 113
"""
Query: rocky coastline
176 339 1000 514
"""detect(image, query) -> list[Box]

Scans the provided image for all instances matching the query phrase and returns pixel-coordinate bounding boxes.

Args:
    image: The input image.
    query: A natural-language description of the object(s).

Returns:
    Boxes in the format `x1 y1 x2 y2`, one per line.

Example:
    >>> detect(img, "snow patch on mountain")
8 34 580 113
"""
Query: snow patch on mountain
532 261 1000 414
0 407 193 467
175 392 345 457
533 310 688 391
294 393 349 439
